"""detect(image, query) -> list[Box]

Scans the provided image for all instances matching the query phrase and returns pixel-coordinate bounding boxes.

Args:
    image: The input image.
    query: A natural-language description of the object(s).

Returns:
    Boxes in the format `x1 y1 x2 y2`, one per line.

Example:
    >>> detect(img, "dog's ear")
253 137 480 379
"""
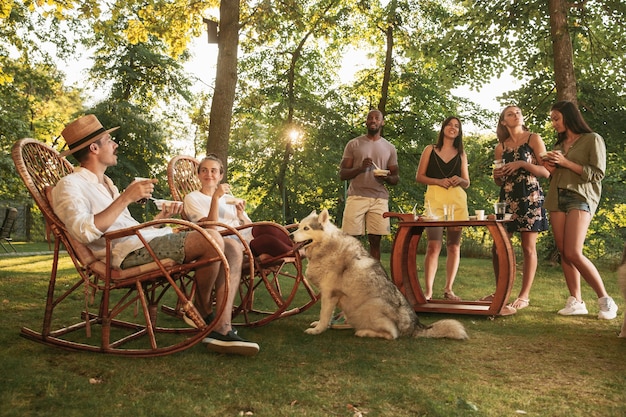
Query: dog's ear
319 209 330 224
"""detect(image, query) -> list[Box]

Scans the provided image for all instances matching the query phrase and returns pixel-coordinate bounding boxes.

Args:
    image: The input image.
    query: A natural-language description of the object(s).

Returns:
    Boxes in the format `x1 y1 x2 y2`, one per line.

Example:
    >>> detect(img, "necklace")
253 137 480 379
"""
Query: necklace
563 134 582 154
433 151 459 178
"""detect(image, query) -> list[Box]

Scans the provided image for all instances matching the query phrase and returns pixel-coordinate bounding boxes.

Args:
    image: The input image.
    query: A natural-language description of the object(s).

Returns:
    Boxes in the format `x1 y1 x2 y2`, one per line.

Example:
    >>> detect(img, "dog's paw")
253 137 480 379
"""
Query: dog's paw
305 326 325 335
309 320 320 327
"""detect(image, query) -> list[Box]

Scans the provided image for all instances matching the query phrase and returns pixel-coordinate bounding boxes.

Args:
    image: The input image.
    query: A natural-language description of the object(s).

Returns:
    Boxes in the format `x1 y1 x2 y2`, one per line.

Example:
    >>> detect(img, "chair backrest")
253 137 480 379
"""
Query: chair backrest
0 207 18 239
167 155 200 202
12 139 73 224
11 139 98 267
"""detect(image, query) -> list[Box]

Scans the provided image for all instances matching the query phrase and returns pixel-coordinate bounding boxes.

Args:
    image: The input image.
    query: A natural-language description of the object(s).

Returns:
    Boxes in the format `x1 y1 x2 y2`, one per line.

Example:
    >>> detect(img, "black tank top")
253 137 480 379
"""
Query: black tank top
425 145 461 179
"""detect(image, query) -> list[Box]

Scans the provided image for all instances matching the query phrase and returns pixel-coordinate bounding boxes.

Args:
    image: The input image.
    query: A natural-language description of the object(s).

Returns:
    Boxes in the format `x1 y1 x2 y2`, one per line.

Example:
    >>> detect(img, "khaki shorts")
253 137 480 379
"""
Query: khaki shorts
121 231 188 269
341 196 390 236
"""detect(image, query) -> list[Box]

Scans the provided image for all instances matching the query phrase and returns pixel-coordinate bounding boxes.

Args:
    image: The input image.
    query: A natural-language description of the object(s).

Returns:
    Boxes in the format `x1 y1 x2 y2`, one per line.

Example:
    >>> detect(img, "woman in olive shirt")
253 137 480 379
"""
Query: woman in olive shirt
544 100 617 320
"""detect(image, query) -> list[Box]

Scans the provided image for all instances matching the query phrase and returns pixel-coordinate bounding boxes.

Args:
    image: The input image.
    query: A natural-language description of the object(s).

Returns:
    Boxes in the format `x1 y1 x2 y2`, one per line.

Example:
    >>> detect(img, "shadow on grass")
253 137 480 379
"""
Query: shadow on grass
1 251 625 417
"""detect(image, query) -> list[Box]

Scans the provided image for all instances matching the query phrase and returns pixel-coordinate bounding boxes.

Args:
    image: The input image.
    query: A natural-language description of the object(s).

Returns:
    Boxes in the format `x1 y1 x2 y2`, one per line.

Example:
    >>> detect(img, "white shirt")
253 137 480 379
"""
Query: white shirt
184 190 252 241
51 167 173 268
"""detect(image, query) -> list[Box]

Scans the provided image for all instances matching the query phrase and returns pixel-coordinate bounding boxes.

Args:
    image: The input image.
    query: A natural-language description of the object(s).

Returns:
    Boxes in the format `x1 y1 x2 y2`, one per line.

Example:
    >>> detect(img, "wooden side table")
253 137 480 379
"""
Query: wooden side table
383 213 516 316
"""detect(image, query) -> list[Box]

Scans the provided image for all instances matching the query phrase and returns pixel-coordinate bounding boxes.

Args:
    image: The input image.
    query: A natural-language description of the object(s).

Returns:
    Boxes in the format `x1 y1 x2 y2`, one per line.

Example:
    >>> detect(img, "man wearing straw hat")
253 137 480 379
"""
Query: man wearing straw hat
52 114 259 356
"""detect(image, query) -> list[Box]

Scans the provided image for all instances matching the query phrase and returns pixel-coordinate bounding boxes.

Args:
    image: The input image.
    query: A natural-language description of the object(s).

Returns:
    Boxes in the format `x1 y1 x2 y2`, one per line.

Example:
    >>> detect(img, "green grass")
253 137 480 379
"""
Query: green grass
1 248 625 417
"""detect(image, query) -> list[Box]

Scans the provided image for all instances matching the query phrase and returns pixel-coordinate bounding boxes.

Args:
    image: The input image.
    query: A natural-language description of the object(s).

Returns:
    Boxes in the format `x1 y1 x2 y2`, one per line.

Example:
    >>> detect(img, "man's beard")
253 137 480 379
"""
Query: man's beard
367 126 380 135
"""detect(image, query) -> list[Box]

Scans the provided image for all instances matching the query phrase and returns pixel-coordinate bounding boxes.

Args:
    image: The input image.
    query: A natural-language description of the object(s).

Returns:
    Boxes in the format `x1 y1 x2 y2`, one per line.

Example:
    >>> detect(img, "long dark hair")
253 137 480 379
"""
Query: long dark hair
435 116 464 154
551 101 593 145
496 105 529 143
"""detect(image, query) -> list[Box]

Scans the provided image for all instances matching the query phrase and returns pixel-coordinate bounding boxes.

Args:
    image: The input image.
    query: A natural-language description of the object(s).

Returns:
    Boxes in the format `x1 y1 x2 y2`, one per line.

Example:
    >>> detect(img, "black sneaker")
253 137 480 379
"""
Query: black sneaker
202 330 260 356
183 311 216 328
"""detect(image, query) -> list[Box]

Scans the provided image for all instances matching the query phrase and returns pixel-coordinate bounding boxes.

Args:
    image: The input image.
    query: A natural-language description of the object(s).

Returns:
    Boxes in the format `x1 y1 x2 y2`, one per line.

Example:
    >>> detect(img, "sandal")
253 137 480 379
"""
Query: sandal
509 298 530 310
499 305 517 316
443 291 461 301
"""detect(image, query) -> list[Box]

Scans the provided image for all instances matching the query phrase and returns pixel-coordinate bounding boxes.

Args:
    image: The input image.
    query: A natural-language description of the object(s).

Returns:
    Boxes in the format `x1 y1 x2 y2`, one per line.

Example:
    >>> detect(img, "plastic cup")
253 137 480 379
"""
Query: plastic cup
475 210 485 220
494 202 507 220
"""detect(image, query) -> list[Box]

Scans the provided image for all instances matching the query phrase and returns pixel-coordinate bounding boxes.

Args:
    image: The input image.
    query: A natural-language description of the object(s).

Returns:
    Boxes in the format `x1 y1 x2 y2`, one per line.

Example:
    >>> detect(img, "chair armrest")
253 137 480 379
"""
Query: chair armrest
103 218 213 241
102 218 227 269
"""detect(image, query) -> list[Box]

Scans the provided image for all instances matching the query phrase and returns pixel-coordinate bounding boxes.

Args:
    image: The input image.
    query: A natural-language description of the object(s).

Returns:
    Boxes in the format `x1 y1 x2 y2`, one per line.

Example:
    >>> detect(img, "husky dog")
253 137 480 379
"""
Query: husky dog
293 209 468 340
617 246 626 338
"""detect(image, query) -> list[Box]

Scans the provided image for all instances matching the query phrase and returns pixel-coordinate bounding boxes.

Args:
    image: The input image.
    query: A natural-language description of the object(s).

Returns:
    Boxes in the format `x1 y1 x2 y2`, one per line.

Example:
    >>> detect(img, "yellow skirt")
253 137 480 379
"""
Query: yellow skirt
424 185 469 220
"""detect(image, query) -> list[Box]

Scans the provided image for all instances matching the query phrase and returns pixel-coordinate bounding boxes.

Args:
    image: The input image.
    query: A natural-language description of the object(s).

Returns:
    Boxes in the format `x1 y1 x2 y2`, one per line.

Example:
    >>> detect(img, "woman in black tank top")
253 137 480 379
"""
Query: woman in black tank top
416 116 470 301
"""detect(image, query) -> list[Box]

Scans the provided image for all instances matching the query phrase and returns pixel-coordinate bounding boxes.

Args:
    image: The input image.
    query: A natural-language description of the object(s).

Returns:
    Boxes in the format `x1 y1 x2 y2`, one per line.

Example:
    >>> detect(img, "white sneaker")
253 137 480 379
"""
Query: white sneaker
558 296 588 315
598 296 618 320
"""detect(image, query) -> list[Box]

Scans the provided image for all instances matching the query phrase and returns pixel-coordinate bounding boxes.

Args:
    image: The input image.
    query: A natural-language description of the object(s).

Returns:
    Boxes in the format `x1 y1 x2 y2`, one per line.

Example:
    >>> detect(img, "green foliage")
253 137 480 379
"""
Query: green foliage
0 57 83 205
2 0 626 259
88 17 193 109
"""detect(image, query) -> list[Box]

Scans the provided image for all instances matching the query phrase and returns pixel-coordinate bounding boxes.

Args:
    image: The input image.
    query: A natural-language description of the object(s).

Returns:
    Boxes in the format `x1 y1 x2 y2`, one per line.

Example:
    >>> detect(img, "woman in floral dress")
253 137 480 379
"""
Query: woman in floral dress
493 106 550 310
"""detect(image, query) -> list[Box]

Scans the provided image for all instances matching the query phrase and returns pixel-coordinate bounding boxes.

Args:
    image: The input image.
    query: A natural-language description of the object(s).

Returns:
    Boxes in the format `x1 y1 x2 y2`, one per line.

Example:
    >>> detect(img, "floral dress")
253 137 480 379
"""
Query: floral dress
499 136 548 233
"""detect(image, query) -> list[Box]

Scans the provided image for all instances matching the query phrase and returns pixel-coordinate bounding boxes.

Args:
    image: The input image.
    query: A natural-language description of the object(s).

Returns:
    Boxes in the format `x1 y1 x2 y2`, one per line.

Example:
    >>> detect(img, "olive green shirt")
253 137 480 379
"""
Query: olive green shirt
545 132 606 215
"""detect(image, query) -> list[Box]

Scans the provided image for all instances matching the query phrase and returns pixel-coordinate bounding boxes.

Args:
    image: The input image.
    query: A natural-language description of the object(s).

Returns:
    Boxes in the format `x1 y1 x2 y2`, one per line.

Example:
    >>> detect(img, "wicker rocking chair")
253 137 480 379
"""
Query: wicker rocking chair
12 139 233 356
167 155 318 327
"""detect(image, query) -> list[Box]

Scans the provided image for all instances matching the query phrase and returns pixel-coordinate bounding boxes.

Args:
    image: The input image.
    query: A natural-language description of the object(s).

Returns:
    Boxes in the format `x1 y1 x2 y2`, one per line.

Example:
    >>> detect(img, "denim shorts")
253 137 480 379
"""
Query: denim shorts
557 188 590 213
121 231 188 269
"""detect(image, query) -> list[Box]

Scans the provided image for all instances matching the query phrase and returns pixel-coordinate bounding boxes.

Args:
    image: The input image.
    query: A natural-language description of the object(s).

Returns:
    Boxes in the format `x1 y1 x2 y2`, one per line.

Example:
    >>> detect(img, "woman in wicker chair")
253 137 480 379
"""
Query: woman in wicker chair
183 154 295 261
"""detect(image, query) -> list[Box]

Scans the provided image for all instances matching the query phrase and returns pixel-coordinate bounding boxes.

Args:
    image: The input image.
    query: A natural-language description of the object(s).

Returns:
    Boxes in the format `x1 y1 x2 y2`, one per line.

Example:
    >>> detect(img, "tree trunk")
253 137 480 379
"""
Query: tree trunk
207 0 240 174
548 0 577 103
378 24 393 116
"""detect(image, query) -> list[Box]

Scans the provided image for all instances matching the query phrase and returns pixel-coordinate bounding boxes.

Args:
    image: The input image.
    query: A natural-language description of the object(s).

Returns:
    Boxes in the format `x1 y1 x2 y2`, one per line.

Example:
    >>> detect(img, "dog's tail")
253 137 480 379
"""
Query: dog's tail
413 319 468 340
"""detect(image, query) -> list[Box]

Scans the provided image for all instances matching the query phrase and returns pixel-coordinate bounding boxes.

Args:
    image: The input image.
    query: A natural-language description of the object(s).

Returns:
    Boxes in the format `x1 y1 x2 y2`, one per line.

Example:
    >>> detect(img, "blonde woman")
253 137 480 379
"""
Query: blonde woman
492 106 550 310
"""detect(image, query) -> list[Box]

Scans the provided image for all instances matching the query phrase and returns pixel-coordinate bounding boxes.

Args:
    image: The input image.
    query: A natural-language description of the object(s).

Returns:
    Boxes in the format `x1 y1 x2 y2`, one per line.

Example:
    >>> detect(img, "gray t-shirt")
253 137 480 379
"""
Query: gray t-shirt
342 135 398 199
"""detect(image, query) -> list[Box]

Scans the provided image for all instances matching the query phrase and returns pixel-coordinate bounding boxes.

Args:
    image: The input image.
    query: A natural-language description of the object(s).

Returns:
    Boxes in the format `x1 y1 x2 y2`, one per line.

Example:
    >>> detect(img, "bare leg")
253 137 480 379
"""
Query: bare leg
211 239 243 335
444 227 462 296
183 230 223 320
423 227 443 300
550 211 582 300
513 231 538 305
561 210 608 298
368 234 382 260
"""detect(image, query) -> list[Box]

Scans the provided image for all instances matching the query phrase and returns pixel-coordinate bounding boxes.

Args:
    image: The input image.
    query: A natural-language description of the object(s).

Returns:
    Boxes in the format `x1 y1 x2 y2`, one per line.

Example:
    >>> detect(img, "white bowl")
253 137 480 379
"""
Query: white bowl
225 196 243 205
153 199 182 210
373 169 390 177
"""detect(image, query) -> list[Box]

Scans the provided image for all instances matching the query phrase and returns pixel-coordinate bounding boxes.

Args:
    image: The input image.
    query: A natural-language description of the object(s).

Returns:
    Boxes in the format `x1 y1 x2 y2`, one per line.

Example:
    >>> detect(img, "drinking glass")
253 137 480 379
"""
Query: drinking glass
494 202 507 220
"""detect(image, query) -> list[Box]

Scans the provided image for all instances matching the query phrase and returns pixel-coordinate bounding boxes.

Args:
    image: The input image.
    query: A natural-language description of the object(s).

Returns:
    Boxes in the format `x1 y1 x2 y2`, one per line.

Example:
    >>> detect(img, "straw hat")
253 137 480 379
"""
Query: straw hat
60 115 120 156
